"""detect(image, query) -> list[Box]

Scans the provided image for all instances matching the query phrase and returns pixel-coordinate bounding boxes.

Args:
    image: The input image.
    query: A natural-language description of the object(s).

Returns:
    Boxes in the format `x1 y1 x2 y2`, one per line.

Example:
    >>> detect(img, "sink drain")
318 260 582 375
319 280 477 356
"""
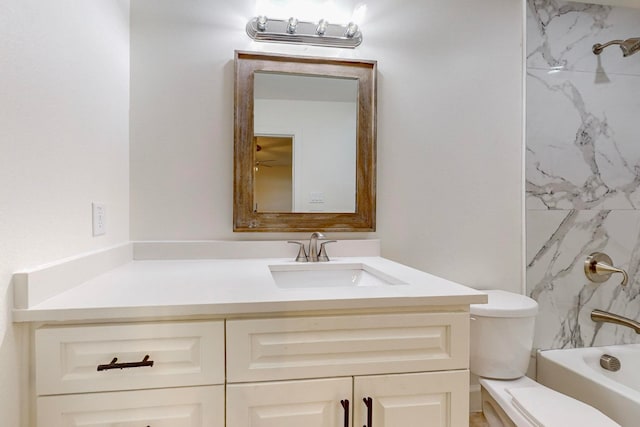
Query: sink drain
600 354 621 372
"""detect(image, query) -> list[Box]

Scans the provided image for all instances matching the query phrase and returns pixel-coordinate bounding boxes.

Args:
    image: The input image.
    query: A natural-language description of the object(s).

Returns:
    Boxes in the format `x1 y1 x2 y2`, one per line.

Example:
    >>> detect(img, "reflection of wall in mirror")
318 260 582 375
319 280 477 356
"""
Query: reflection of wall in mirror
255 164 293 212
254 99 356 213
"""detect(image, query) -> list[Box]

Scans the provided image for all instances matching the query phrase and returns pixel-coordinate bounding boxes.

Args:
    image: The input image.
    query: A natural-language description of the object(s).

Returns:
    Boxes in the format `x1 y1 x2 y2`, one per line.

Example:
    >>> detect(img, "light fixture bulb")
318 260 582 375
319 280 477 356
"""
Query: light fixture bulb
345 22 358 38
316 19 328 36
257 15 268 31
286 17 298 34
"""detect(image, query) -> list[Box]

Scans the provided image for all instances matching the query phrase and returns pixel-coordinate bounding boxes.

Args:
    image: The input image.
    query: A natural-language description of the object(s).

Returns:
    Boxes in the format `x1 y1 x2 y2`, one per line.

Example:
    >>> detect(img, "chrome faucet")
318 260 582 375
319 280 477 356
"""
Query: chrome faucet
592 309 640 334
288 232 336 262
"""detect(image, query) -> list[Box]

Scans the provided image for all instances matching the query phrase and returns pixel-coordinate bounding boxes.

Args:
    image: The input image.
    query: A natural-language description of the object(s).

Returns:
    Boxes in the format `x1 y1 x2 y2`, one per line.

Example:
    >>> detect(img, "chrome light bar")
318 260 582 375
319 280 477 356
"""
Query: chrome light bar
246 16 362 48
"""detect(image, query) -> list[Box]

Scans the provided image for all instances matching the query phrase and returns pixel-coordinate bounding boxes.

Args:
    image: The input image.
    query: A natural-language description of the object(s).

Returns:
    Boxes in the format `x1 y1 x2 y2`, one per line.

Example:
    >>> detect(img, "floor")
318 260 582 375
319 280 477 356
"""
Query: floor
469 412 489 427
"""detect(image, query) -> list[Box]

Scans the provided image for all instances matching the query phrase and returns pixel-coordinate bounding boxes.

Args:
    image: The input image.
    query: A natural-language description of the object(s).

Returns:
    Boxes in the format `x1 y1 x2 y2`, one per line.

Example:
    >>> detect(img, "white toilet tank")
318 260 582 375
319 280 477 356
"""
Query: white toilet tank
470 290 538 380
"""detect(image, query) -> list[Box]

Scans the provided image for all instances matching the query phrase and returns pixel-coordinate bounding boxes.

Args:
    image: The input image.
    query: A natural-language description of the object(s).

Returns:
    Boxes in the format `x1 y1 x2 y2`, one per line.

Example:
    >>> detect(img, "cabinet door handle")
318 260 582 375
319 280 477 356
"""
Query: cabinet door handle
363 396 373 427
340 399 350 427
96 354 154 371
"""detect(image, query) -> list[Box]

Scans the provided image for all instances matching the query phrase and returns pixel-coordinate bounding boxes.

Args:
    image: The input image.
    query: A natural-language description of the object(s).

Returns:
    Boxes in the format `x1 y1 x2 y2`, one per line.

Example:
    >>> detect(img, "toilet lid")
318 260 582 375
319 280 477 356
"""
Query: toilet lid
470 290 538 318
507 386 620 427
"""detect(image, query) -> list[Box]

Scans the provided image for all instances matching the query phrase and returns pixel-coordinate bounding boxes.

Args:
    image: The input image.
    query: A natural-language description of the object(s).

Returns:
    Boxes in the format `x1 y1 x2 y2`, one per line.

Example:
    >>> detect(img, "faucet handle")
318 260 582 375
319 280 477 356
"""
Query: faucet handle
317 240 337 262
287 241 308 262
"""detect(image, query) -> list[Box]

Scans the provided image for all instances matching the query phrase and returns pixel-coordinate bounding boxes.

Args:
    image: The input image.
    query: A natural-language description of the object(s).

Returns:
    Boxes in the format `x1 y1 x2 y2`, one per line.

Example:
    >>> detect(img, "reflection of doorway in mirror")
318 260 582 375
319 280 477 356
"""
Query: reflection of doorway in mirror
254 135 293 212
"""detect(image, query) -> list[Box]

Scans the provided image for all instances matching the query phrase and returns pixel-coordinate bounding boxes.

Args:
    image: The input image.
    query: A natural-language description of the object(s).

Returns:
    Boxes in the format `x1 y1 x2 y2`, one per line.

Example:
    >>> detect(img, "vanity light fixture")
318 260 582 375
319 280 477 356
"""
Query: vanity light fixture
246 16 362 48
345 22 359 38
316 19 328 36
256 15 268 31
286 17 298 34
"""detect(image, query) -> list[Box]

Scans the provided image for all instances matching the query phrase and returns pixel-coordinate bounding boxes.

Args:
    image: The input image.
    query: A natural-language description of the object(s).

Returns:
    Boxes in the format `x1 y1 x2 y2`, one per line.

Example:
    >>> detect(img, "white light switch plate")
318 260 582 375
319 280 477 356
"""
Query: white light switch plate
92 203 106 236
309 192 324 203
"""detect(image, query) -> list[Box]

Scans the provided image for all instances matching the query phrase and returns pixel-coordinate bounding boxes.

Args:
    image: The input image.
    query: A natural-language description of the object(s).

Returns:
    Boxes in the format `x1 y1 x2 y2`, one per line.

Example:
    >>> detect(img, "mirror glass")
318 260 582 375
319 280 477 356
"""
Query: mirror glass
234 51 377 232
254 135 294 212
253 72 358 213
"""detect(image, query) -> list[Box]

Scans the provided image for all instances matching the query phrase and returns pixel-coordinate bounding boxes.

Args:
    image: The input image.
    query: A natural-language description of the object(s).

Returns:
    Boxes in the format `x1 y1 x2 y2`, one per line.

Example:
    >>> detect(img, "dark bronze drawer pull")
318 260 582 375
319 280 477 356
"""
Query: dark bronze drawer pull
97 355 154 371
340 399 350 427
363 396 373 427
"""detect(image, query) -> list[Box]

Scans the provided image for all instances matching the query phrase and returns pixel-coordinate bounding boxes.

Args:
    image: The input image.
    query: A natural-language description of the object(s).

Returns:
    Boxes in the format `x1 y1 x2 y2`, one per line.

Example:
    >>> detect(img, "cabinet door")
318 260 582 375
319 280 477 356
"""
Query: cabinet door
37 385 223 427
353 371 469 427
227 377 353 427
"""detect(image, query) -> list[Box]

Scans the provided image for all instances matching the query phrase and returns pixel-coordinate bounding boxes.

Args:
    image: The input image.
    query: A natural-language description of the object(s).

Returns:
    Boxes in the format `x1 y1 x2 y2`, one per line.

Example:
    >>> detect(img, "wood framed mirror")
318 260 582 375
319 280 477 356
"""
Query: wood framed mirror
234 51 377 232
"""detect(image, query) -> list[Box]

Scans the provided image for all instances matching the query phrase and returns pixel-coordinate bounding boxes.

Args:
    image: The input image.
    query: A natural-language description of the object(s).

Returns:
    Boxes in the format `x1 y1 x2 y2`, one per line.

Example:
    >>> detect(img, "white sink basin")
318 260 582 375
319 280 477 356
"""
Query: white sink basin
269 263 407 289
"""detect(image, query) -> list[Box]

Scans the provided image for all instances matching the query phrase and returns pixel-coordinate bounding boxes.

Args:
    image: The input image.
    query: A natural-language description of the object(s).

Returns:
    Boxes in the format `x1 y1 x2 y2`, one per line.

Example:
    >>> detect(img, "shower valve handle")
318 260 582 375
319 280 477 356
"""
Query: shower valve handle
584 252 629 286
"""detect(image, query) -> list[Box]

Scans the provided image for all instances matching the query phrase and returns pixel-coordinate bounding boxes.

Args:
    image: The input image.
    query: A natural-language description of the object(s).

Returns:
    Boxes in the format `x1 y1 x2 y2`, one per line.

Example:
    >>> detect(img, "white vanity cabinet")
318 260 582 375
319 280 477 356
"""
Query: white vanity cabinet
16 249 487 427
30 311 471 427
34 320 226 427
225 312 470 427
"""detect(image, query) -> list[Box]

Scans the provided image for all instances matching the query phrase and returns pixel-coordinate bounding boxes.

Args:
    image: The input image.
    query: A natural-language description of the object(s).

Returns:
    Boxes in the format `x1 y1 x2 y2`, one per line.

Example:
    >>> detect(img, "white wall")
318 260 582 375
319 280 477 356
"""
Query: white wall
130 0 524 290
370 0 523 289
0 1 130 424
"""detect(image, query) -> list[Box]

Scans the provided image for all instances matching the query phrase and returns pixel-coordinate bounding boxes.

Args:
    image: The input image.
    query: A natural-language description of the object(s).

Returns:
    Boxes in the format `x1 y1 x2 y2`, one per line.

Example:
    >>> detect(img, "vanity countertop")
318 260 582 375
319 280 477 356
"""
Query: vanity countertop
13 255 487 323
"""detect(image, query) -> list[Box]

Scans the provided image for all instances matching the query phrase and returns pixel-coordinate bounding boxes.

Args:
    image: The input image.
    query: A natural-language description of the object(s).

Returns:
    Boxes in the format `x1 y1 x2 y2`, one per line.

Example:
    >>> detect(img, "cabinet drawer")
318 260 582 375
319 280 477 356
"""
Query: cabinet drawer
227 312 469 382
37 385 224 427
36 321 224 395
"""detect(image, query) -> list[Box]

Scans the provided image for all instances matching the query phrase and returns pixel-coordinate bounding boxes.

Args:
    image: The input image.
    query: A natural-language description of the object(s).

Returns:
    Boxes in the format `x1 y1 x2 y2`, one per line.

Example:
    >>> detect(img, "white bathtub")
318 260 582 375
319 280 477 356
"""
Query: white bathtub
538 344 640 427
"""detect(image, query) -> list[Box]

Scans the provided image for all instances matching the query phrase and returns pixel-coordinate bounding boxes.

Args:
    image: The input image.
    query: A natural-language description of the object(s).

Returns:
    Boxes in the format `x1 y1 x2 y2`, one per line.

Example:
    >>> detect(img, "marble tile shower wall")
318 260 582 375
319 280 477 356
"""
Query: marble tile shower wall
526 0 640 350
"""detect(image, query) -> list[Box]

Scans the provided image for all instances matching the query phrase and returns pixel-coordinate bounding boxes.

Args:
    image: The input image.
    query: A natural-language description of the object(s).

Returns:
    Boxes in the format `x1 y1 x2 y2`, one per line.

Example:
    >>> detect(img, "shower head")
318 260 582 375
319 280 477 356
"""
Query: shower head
593 37 640 57
620 37 640 57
